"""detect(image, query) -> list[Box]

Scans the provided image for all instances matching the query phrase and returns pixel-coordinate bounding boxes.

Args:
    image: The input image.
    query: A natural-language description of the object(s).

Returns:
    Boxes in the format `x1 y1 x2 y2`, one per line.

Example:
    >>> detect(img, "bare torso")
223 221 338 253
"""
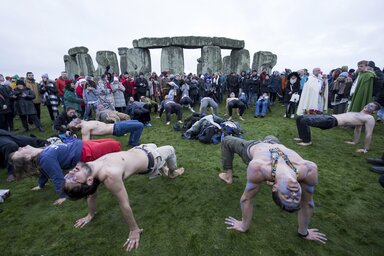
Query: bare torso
81 120 114 140
248 143 316 184
88 149 149 182
333 112 375 127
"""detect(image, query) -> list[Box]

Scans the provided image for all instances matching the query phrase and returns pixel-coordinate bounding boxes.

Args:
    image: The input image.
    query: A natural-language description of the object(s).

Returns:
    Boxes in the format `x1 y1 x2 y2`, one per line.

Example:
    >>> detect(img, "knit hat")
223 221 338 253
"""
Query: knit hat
41 74 49 79
368 61 375 68
341 66 348 72
16 80 25 86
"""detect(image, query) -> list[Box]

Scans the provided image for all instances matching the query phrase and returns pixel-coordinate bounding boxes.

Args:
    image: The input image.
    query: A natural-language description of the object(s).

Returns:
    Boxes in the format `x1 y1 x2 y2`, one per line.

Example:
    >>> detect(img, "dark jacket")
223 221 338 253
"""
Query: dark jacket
283 81 300 104
12 87 37 115
53 112 77 134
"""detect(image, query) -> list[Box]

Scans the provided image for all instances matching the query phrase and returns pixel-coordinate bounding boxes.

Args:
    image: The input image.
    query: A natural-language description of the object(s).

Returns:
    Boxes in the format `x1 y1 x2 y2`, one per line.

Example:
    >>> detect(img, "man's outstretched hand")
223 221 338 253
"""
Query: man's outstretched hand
302 228 327 244
123 228 143 252
224 216 246 232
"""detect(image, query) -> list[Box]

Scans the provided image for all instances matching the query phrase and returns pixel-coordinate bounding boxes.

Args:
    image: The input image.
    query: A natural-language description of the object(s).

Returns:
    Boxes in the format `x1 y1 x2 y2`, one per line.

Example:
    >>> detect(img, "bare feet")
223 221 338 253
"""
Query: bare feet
219 172 233 184
168 168 184 178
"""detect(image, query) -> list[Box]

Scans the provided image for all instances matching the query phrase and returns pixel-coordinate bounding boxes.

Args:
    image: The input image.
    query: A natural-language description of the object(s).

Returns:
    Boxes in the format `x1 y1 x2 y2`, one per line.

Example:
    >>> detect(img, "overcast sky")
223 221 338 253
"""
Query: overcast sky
1 0 383 79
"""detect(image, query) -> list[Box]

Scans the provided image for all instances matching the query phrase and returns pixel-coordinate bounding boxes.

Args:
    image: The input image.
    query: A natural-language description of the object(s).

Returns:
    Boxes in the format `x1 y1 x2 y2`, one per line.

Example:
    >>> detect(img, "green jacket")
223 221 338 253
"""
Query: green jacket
348 71 375 112
63 89 83 112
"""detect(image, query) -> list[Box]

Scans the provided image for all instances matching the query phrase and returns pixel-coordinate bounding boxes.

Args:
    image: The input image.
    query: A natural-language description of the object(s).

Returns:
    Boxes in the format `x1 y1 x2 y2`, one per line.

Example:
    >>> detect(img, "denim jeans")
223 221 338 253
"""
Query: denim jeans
295 115 338 143
377 107 384 121
113 120 144 146
255 99 269 117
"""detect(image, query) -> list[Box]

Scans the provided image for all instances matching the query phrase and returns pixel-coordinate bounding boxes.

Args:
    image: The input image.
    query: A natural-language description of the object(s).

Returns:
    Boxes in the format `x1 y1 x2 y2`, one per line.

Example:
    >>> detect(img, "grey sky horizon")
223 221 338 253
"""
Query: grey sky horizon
1 0 383 80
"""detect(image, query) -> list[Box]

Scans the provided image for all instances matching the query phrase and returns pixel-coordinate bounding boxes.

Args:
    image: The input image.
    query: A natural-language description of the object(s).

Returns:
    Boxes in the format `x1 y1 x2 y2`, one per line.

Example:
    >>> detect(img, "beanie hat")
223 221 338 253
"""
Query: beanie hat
16 80 25 86
41 74 49 79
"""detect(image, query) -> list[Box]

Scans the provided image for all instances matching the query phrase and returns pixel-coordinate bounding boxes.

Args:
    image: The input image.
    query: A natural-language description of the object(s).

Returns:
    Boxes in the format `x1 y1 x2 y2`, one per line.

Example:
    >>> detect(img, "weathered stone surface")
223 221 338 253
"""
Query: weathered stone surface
230 49 250 74
64 55 78 79
133 37 172 49
212 37 244 50
64 50 95 79
68 46 88 56
95 51 119 78
161 47 184 75
133 36 244 49
75 53 95 77
119 48 151 76
252 51 277 73
172 36 213 49
222 56 231 75
201 46 222 75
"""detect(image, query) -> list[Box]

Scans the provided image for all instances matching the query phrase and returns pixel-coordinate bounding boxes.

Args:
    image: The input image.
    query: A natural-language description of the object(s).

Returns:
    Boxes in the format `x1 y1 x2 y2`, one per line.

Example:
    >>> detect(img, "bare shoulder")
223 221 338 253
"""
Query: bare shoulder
300 160 318 186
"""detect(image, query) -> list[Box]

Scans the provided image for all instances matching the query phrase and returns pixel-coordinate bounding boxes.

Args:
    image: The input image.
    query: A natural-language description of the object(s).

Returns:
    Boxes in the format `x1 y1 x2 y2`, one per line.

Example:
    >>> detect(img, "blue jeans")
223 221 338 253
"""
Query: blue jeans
255 99 269 117
377 107 384 121
113 120 144 146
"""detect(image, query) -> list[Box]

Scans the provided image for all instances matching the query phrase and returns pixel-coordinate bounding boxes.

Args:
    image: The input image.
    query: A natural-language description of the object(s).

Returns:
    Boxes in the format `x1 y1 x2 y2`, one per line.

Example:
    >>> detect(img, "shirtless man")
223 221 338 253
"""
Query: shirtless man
62 144 184 251
68 118 143 146
295 102 381 152
219 136 326 243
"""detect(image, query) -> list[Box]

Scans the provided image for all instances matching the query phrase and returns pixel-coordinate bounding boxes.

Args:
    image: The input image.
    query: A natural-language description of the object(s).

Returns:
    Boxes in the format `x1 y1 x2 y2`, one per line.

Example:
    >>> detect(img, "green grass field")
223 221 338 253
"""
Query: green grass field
1 102 383 256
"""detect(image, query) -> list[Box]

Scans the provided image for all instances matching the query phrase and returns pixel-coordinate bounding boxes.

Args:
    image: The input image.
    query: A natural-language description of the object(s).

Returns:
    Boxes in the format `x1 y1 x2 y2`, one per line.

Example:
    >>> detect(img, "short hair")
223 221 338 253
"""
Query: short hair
357 60 368 66
9 153 40 179
66 106 75 112
272 191 301 213
63 178 100 200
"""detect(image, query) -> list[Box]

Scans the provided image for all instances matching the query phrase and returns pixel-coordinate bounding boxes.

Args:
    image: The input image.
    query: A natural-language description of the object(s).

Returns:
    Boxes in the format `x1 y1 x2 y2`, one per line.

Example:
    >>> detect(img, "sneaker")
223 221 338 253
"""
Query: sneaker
178 120 183 124
166 121 170 125
239 116 244 121
155 116 161 119
228 117 232 121
293 137 302 141
290 114 295 119
283 114 287 118
297 141 312 146
145 122 152 127
254 115 259 118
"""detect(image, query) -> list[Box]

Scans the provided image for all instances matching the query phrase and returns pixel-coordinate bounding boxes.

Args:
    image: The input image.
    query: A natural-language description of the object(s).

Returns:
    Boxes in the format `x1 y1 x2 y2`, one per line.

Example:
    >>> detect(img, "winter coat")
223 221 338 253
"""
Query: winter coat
25 79 41 104
12 87 37 115
63 89 83 112
39 81 59 107
0 85 12 114
111 81 126 107
135 77 149 95
83 87 99 104
283 81 300 104
270 75 282 93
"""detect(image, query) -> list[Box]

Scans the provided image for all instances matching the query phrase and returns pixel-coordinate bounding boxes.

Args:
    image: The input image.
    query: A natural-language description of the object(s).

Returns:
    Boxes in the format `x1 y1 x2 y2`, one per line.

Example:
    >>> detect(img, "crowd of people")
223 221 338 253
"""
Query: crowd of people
0 59 383 251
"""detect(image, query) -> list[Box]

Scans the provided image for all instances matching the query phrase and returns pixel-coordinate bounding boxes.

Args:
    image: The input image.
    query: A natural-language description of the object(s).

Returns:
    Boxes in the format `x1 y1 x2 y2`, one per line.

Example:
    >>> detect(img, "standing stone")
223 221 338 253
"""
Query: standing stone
118 47 129 74
64 55 78 80
119 47 151 76
196 57 202 75
252 51 277 73
75 53 95 77
65 46 95 78
161 47 184 75
201 46 222 75
222 56 231 75
230 49 250 74
95 50 119 78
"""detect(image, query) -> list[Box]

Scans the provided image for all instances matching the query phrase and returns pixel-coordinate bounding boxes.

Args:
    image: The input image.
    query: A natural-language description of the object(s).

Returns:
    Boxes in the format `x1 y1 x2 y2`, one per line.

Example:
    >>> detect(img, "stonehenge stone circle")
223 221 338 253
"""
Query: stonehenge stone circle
64 37 277 78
